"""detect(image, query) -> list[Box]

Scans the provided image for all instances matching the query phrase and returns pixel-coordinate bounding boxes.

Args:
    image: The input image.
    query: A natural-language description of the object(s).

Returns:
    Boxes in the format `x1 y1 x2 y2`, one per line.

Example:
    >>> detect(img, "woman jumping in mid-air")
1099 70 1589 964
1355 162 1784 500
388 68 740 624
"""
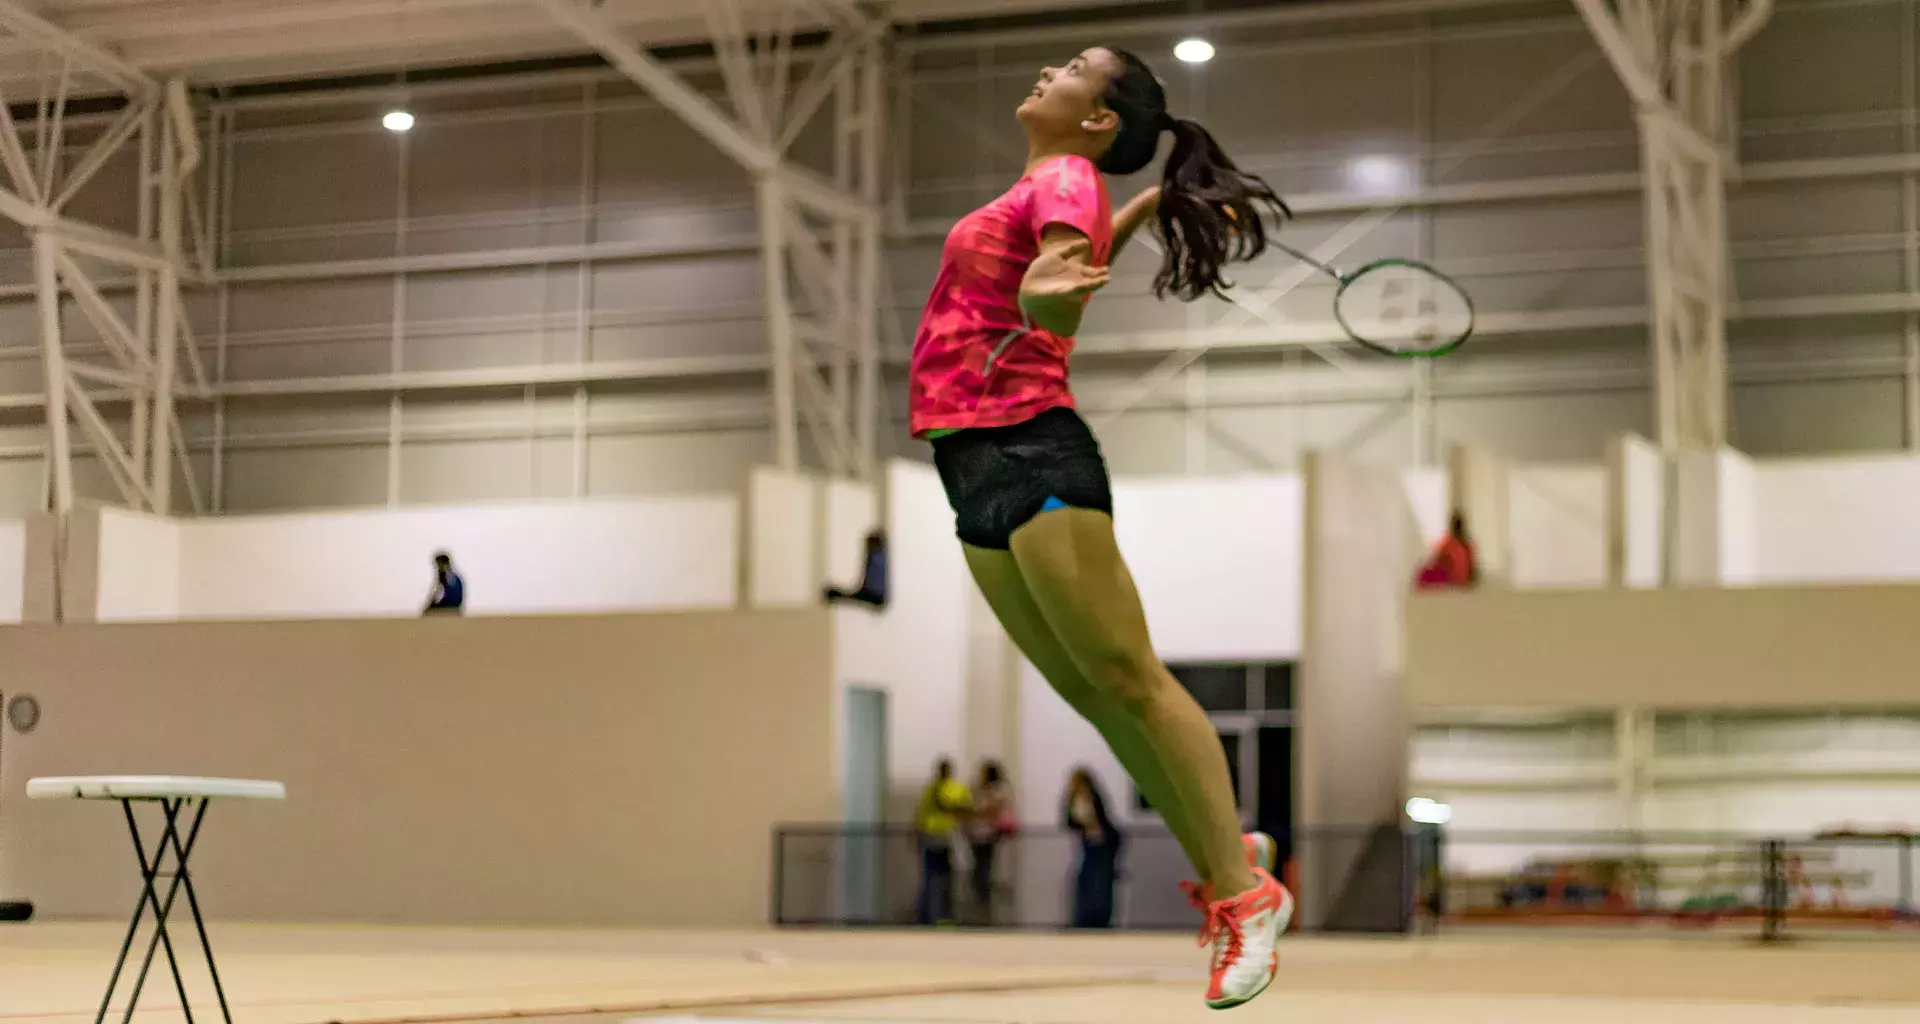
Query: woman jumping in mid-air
907 46 1293 1010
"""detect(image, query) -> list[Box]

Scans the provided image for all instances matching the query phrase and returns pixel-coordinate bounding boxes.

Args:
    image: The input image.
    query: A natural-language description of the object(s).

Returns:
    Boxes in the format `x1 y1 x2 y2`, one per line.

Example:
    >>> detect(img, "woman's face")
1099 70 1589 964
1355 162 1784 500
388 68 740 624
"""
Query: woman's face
1017 47 1122 138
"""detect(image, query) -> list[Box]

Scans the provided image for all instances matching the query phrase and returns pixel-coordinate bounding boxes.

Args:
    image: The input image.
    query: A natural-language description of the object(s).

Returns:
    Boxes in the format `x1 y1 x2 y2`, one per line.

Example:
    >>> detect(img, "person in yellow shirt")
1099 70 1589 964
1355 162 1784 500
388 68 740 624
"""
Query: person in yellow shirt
914 758 973 925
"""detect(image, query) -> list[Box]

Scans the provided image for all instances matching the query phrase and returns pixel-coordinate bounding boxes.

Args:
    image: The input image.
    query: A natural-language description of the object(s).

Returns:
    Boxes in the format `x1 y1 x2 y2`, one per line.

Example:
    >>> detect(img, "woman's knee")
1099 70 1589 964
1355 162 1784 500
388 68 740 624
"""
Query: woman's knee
1037 662 1113 717
1069 641 1167 712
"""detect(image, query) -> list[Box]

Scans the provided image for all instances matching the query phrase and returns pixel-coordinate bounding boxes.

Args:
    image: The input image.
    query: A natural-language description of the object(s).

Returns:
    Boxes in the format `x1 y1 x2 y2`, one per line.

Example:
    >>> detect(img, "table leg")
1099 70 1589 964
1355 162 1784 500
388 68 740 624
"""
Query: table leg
93 800 152 1024
119 798 206 1024
161 802 234 1024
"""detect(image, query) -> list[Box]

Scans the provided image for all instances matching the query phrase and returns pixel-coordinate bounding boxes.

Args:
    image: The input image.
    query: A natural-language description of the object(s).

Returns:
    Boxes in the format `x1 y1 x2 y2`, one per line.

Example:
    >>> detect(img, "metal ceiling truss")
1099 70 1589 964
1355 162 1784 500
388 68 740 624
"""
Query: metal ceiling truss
1572 0 1773 451
1570 0 1772 585
0 6 214 520
0 0 210 624
534 0 884 479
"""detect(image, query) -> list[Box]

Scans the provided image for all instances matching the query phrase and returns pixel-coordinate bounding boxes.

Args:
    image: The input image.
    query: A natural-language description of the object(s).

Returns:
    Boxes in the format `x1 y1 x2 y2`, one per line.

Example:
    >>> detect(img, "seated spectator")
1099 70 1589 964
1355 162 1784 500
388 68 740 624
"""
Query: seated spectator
825 530 888 609
424 551 465 615
1416 512 1478 590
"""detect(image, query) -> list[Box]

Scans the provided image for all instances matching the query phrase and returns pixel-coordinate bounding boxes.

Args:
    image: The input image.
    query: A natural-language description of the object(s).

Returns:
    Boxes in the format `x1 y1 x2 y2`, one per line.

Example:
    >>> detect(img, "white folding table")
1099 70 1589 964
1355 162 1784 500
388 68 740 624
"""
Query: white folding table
28 775 286 1024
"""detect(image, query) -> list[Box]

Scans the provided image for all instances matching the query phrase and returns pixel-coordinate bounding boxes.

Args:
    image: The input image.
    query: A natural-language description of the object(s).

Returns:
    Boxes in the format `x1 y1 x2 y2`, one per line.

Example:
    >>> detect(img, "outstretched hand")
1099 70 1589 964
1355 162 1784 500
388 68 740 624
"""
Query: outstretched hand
1026 236 1111 300
1020 229 1110 336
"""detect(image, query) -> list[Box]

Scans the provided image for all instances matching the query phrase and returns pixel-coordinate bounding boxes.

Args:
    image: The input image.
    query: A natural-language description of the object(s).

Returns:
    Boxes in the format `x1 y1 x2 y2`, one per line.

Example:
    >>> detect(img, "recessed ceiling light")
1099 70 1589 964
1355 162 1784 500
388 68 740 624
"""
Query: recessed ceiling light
1349 154 1408 193
382 109 415 133
1174 38 1215 64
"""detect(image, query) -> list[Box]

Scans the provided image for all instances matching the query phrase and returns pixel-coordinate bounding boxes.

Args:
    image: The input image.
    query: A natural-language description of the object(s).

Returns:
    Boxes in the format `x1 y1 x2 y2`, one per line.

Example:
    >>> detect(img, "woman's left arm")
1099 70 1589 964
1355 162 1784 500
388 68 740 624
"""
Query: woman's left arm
1111 186 1160 262
1019 224 1111 336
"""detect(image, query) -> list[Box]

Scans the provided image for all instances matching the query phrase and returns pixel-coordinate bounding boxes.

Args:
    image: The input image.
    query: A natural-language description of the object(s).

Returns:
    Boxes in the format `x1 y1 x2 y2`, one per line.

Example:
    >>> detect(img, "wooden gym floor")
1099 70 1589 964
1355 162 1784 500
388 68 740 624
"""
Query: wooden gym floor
4 923 1920 1024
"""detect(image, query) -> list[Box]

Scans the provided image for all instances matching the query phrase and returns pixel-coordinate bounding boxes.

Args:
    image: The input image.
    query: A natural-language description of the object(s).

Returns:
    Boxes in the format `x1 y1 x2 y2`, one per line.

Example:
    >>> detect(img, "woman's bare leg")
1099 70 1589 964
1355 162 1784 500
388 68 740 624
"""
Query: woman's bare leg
962 543 1210 878
1008 507 1255 899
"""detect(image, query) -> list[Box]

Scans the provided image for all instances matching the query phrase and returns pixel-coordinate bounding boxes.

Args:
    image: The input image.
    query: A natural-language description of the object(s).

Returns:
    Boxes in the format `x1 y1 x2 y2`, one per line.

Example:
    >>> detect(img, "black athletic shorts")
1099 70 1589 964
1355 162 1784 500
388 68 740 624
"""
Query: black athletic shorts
929 406 1113 550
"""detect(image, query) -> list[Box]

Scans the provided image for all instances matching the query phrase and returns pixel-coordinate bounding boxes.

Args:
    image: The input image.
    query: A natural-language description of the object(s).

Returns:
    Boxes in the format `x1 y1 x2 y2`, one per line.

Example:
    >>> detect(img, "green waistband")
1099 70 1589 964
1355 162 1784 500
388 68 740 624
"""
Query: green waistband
924 428 961 440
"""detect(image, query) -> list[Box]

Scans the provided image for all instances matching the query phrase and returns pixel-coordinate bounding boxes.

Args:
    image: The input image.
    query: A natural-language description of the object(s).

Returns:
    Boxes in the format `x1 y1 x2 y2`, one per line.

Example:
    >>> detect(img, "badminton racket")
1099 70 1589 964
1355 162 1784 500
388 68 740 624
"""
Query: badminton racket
1270 241 1475 358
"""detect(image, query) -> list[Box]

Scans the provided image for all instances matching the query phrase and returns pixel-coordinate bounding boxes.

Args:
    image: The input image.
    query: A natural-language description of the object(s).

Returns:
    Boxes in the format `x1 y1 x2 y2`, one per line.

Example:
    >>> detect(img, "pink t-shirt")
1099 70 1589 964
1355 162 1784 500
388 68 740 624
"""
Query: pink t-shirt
908 155 1112 437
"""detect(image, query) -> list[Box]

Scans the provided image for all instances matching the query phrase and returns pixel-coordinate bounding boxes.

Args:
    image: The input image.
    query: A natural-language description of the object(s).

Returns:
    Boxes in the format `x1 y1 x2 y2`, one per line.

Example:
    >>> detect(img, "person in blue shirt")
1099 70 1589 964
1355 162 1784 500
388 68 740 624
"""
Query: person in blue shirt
824 530 888 609
424 551 465 616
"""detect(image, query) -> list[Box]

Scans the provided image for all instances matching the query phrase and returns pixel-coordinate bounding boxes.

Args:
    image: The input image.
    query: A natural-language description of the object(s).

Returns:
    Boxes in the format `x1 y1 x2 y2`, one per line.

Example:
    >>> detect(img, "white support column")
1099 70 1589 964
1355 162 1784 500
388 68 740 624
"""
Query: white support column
1411 359 1435 466
1575 0 1769 586
831 61 855 425
1574 0 1771 455
1615 706 1649 830
131 103 156 483
758 176 801 472
15 48 204 533
852 39 884 477
150 93 184 513
33 232 71 515
1904 0 1919 450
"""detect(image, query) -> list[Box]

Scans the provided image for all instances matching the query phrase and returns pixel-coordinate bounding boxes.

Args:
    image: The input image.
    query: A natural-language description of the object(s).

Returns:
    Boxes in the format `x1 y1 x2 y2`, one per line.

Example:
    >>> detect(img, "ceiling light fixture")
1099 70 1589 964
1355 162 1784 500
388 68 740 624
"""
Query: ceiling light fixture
1173 38 1215 64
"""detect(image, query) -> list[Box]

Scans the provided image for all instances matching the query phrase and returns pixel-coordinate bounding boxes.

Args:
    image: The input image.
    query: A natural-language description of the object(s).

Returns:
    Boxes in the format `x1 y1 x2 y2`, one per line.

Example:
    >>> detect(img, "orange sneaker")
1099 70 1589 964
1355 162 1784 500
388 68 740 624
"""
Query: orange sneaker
1242 832 1276 874
1199 868 1292 1010
1182 833 1279 907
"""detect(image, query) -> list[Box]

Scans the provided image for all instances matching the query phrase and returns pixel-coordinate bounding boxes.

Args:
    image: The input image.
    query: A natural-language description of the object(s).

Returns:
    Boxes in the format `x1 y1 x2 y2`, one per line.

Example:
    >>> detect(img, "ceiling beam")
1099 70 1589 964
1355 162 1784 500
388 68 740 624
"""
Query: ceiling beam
531 0 871 224
0 0 157 98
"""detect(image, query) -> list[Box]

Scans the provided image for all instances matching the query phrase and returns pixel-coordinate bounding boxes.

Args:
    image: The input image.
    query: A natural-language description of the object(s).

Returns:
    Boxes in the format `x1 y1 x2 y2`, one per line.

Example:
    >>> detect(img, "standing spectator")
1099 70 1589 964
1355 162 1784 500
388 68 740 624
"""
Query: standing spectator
965 760 1015 922
1063 767 1123 929
914 758 972 925
824 530 889 609
424 551 465 616
1415 511 1478 590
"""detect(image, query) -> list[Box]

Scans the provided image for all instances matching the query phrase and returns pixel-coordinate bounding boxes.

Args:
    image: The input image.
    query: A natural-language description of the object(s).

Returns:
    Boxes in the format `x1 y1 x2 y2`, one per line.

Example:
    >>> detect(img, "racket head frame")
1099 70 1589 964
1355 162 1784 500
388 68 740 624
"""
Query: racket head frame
1331 256 1476 359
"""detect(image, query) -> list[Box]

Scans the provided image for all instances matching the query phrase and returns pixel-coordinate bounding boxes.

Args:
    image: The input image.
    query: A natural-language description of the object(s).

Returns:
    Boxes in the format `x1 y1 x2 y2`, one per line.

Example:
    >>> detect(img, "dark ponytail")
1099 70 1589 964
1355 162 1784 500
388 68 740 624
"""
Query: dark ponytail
1095 48 1291 302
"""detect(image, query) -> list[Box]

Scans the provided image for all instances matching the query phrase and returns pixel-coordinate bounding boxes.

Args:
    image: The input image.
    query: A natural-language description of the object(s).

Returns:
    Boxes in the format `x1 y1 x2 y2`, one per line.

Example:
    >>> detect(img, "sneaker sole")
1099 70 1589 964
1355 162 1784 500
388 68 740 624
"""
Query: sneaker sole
1205 885 1295 1011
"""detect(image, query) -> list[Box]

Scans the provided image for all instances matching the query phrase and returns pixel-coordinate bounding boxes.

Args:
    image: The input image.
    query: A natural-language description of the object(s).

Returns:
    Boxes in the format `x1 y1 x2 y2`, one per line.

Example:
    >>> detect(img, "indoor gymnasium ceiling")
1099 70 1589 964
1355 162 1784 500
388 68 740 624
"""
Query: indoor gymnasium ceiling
0 0 1165 94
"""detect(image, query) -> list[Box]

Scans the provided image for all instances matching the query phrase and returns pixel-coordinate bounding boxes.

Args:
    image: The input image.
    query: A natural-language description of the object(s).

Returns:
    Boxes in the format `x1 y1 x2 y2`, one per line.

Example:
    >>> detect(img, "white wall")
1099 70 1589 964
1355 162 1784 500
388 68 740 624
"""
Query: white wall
1448 444 1511 584
746 467 819 607
1649 713 1920 838
1717 450 1758 584
1015 473 1308 829
1419 713 1920 900
0 516 23 623
833 461 970 813
1612 434 1663 588
93 508 183 621
1402 467 1450 547
1412 720 1623 867
824 478 879 587
176 497 738 620
1112 474 1305 661
1507 464 1608 589
1673 448 1752 585
1754 454 1920 584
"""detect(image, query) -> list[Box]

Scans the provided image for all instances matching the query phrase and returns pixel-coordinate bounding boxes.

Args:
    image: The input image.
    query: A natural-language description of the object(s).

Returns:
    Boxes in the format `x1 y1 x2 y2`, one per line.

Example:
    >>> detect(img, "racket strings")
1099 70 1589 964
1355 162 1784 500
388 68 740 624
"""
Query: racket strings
1336 260 1473 356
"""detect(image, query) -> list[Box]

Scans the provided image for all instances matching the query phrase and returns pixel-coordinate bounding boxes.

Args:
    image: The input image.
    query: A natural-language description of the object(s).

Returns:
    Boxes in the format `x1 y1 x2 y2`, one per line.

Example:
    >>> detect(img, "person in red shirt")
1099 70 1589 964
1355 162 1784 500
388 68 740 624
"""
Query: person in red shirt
906 46 1292 1009
1417 512 1479 589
